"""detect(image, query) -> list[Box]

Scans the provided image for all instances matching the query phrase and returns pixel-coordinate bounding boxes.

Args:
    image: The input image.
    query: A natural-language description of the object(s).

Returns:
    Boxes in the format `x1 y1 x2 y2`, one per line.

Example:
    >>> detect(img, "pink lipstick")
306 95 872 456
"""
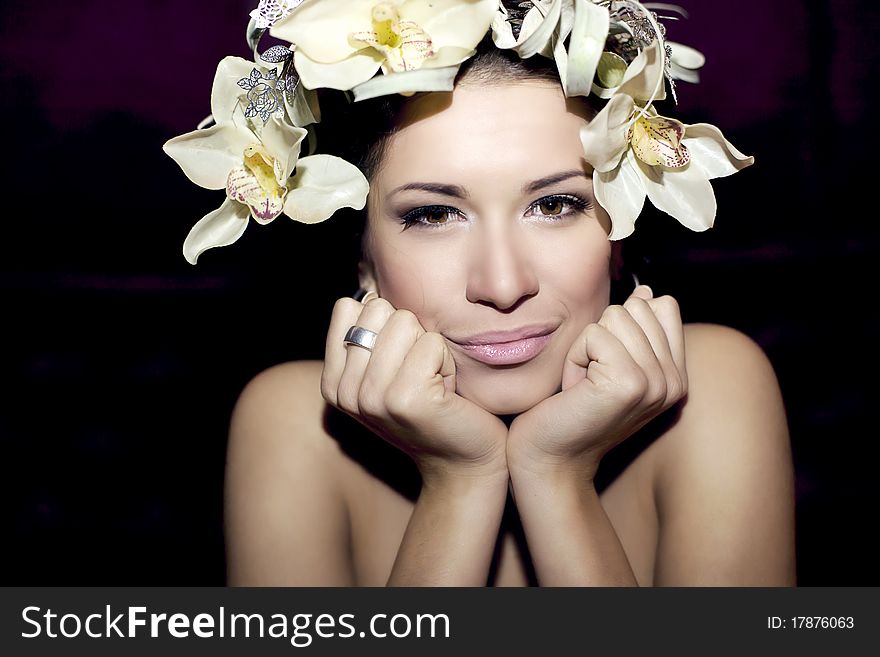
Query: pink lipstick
450 324 557 365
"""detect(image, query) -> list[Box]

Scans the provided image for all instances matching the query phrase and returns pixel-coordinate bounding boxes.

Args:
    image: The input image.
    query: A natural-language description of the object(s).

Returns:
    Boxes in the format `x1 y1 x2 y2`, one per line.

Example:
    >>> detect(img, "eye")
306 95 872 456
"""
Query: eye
525 194 593 220
399 205 463 230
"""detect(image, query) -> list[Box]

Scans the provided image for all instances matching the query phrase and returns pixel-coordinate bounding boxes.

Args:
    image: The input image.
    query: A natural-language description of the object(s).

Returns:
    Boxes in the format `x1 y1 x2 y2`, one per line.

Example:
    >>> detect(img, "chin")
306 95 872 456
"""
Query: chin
455 369 561 417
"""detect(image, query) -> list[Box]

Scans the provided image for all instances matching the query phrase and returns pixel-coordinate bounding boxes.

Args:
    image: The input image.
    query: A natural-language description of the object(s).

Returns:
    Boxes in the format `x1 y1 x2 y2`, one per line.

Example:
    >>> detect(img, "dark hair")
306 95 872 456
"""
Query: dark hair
315 37 596 182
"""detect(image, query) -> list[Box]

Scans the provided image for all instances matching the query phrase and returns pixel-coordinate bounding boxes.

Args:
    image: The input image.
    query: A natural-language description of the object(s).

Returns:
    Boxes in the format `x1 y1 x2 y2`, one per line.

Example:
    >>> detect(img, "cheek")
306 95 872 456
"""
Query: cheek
545 238 612 322
371 242 455 330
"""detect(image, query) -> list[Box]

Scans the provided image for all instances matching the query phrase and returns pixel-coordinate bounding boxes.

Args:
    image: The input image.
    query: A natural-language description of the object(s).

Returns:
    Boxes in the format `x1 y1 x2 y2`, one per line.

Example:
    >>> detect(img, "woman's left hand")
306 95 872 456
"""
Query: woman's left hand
506 286 689 482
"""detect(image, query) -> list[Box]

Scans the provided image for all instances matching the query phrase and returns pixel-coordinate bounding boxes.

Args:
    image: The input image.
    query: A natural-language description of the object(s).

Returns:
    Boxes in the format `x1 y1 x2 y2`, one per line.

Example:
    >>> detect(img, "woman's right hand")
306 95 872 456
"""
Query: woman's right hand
321 295 509 484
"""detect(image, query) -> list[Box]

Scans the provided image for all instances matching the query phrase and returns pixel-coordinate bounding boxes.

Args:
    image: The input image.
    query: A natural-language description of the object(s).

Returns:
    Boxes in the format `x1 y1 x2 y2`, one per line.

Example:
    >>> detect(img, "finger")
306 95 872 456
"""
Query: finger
645 295 687 391
322 297 367 405
561 322 646 401
386 332 457 420
623 293 682 403
597 304 666 403
358 309 425 417
337 297 395 413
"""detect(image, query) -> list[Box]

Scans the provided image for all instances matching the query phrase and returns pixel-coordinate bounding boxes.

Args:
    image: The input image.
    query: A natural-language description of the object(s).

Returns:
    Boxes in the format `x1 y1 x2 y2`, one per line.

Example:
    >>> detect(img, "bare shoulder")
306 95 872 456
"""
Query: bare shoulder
225 360 355 585
649 323 797 585
229 359 331 451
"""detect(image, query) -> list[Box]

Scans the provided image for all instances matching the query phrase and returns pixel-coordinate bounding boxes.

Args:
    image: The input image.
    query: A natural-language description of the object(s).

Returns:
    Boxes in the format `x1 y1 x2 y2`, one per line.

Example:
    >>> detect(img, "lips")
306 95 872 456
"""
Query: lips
449 324 558 365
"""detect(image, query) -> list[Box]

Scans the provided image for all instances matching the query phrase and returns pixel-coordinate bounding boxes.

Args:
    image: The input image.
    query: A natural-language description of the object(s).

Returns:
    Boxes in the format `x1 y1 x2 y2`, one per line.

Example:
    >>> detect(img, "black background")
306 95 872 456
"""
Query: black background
3 1 878 584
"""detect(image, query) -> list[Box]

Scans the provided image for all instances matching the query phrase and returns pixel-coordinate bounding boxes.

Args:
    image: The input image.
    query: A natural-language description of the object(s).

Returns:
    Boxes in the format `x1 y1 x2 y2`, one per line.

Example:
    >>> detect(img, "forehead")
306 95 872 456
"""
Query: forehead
375 82 592 187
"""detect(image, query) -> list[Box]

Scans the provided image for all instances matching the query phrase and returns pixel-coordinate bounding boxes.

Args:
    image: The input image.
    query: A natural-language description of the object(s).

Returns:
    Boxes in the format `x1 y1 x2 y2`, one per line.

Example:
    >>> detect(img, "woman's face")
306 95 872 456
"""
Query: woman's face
362 80 613 415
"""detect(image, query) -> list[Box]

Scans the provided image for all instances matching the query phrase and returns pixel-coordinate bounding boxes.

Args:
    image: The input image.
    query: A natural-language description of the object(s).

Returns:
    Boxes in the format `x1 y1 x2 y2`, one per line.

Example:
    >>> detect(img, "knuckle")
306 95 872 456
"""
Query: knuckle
363 297 394 317
647 375 668 406
656 295 680 314
388 309 424 339
617 368 648 402
319 377 337 406
335 383 359 415
356 386 384 419
665 376 683 403
600 304 627 327
384 381 418 422
623 296 646 312
333 296 360 316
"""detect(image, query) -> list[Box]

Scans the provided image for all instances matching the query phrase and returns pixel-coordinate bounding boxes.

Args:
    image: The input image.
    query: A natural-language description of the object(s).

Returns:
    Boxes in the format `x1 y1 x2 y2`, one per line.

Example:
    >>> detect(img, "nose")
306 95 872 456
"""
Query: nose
465 220 539 311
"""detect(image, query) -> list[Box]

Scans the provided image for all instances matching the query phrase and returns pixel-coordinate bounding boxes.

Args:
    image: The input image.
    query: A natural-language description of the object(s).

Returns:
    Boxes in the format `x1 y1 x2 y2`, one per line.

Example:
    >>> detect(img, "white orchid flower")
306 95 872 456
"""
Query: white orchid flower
491 0 609 97
581 41 753 239
163 56 369 264
270 0 498 93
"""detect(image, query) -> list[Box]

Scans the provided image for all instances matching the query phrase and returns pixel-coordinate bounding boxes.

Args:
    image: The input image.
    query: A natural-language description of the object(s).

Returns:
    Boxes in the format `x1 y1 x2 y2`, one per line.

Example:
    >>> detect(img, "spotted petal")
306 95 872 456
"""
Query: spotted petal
352 19 434 72
283 154 369 224
630 114 690 168
182 198 251 265
226 167 286 224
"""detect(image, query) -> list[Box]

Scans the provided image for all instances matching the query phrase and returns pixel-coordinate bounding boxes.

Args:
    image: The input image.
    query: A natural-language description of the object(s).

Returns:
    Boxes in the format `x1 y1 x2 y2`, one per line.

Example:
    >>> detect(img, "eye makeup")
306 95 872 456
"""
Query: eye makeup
397 193 594 230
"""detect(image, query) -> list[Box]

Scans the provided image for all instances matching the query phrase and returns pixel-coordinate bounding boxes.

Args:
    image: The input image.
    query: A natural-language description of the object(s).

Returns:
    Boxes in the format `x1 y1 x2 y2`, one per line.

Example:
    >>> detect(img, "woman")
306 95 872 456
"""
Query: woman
166 1 796 585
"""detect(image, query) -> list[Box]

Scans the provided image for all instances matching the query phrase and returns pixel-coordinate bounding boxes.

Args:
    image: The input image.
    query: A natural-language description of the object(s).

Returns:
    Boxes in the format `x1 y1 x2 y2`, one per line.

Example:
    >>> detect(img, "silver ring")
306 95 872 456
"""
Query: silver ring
343 325 377 352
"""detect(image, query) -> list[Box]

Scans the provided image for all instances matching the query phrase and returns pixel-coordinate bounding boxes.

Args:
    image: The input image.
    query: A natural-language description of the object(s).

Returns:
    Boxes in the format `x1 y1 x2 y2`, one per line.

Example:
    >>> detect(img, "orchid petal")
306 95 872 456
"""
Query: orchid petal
667 41 705 70
293 48 384 90
637 158 717 232
630 114 689 168
226 167 286 224
617 38 666 103
283 154 370 224
271 0 374 63
285 83 321 127
211 56 258 123
414 0 498 46
596 51 628 89
594 150 646 240
163 124 254 190
565 0 610 97
424 45 477 69
353 64 459 101
517 0 562 58
580 93 633 172
259 118 307 181
682 123 754 179
183 198 250 265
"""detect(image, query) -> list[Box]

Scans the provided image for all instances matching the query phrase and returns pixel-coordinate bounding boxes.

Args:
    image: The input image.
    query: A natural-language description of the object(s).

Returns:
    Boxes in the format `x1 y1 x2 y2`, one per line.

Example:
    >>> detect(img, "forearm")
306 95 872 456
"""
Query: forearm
510 467 638 586
387 470 509 586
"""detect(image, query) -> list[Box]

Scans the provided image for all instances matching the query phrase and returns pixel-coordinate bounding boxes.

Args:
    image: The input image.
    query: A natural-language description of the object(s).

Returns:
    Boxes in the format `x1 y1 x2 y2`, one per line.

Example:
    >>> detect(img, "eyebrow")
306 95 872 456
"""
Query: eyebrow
522 170 588 194
388 182 468 199
387 170 588 201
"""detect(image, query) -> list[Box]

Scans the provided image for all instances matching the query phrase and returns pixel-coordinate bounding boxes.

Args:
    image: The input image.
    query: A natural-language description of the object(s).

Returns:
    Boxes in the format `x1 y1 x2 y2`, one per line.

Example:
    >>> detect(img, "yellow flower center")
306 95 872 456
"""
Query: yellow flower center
371 3 402 48
349 2 434 72
243 144 284 197
627 112 690 168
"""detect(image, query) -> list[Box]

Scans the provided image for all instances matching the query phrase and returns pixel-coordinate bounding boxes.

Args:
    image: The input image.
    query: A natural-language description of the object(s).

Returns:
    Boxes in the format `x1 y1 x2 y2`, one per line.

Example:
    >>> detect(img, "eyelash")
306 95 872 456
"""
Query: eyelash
398 194 594 230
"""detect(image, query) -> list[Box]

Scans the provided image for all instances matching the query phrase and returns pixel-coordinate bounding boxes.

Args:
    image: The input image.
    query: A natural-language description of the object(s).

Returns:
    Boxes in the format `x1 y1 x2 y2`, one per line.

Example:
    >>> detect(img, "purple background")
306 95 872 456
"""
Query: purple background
3 0 878 584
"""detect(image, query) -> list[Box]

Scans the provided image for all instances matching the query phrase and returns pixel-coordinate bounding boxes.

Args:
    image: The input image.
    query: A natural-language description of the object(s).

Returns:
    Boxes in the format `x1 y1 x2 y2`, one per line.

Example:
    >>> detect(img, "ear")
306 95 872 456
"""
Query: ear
358 259 378 293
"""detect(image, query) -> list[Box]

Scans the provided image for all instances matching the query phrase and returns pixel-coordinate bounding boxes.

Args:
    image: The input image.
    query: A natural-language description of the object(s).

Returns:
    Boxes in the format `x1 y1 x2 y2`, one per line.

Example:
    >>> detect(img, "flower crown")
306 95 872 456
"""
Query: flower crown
164 0 753 264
